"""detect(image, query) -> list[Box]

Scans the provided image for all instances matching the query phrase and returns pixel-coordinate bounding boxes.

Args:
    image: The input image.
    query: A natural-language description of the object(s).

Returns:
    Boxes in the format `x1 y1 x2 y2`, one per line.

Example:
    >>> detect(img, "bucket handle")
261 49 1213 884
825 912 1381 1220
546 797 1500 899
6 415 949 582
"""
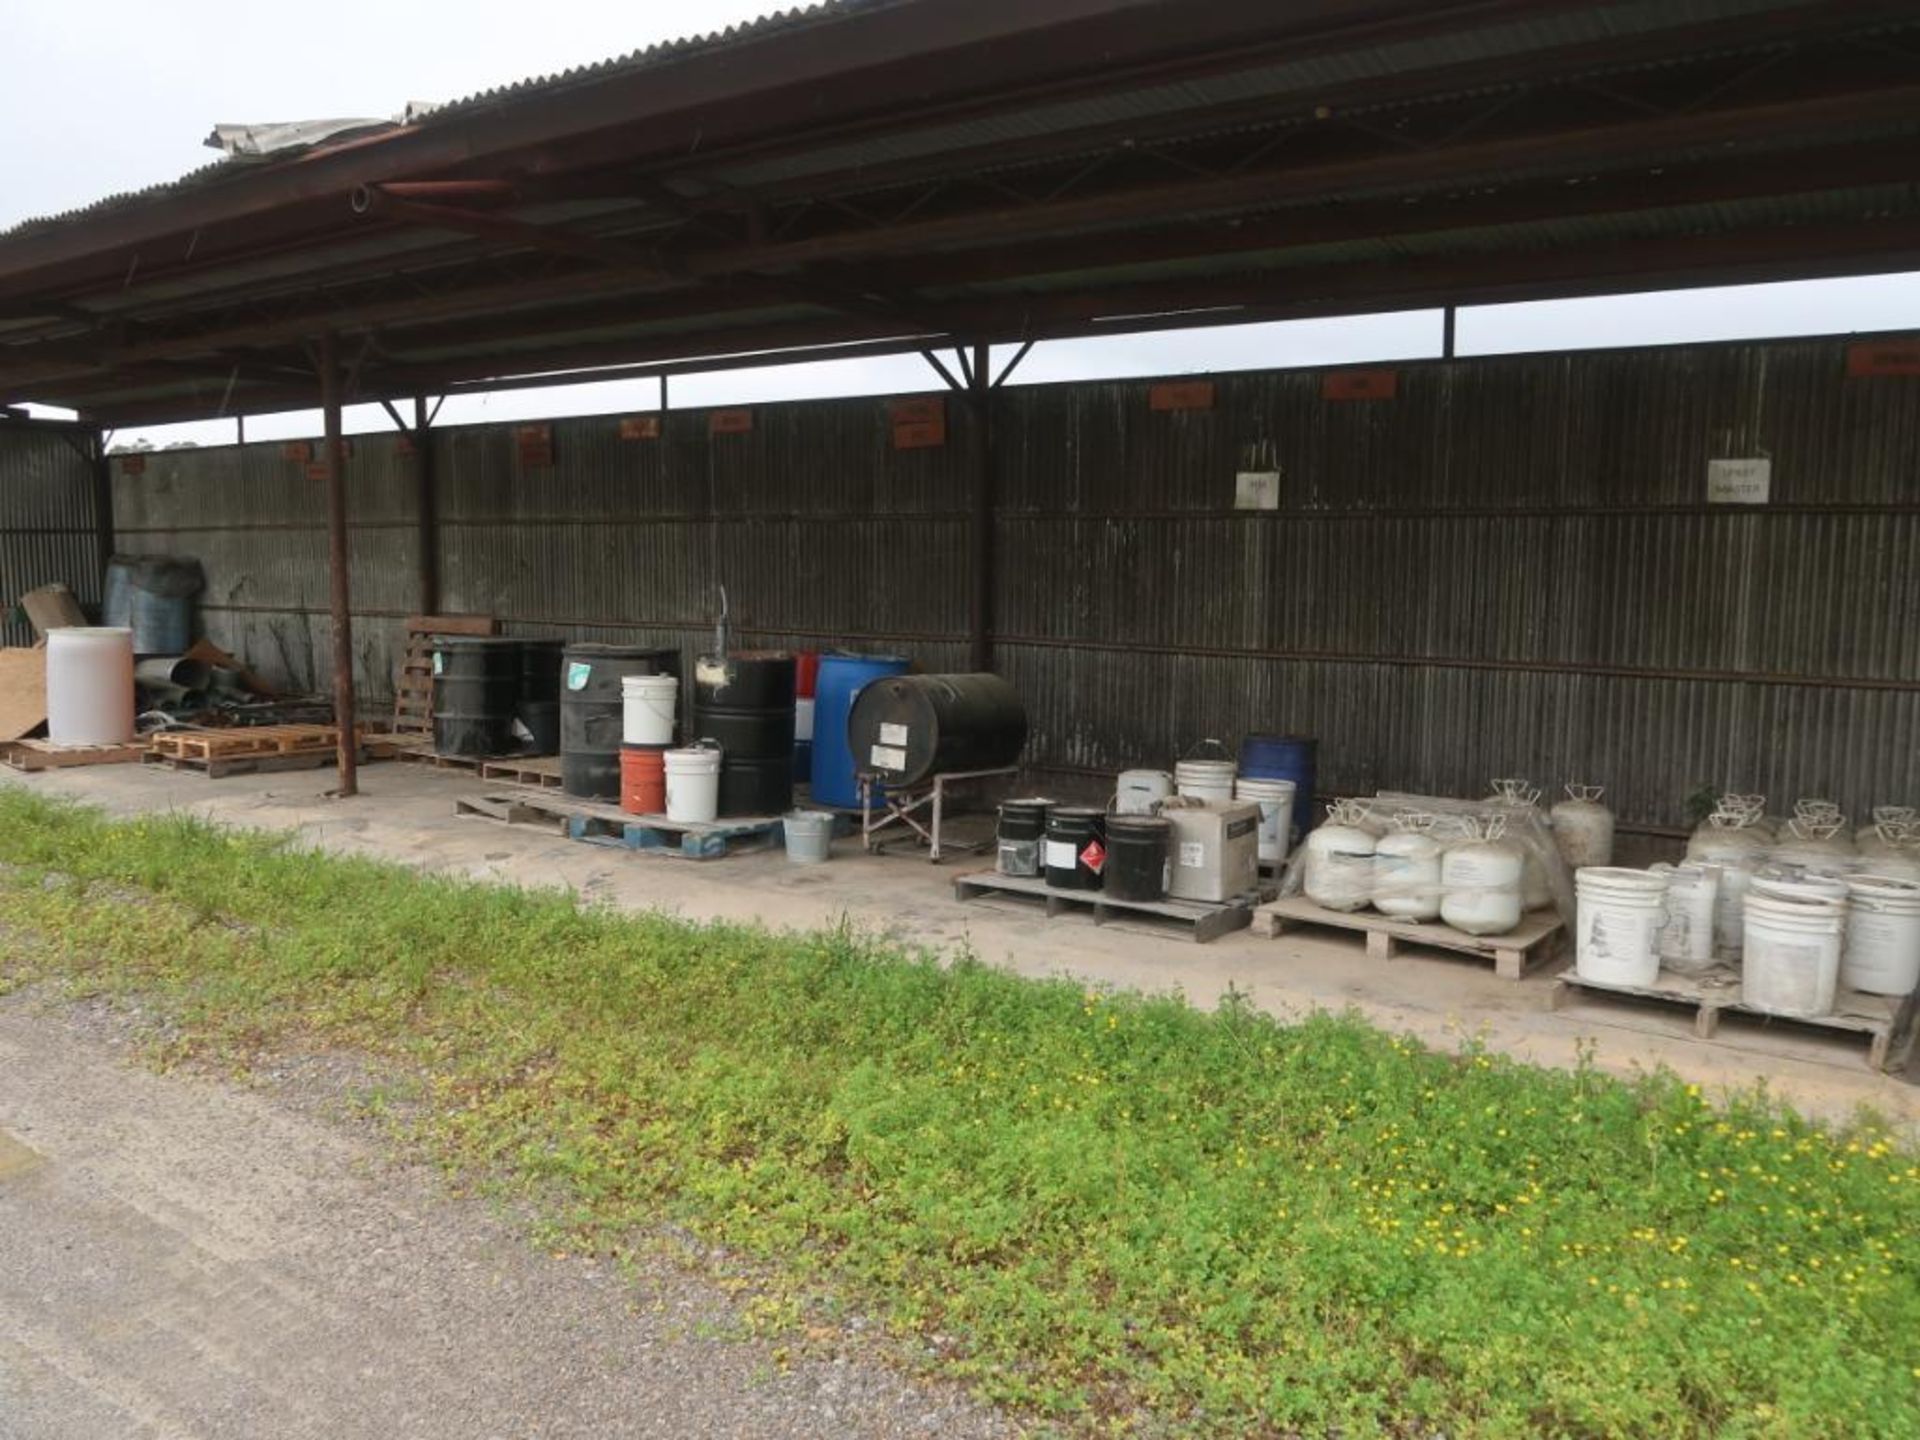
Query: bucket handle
691 736 723 755
1182 737 1232 763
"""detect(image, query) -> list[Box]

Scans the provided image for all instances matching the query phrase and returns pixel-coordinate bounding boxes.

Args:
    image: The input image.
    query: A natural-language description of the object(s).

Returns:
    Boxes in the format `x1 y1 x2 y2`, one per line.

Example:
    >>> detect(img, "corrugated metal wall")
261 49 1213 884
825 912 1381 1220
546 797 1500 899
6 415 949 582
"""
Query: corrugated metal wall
993 339 1919 831
99 334 1918 830
0 426 100 647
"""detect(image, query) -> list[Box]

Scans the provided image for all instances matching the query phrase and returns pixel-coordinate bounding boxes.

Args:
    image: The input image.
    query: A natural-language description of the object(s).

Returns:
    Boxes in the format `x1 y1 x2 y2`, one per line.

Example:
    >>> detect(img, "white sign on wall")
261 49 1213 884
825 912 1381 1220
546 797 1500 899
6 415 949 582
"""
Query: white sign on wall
1234 471 1281 510
1707 457 1771 505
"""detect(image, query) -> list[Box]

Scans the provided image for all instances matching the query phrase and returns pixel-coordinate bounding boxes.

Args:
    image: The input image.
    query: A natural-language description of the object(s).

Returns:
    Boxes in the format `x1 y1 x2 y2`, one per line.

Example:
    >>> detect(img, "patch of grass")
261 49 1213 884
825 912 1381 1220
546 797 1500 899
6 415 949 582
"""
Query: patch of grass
1 787 1916 1437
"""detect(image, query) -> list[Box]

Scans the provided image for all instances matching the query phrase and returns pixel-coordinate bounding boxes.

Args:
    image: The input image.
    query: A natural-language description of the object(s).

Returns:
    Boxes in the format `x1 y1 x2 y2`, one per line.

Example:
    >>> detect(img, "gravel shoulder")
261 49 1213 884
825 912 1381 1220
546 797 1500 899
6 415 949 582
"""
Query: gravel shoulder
0 990 1016 1440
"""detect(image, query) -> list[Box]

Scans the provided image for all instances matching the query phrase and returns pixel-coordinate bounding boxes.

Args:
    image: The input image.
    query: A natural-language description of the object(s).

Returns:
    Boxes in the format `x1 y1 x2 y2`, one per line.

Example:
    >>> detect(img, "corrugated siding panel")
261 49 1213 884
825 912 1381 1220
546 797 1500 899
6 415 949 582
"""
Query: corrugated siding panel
0 428 98 648
75 334 1918 827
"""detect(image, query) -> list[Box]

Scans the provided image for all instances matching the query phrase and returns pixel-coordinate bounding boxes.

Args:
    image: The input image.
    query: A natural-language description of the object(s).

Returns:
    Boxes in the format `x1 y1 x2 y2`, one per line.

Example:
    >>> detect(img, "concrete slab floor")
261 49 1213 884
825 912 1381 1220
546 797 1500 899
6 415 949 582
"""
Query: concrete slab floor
4 758 1915 1133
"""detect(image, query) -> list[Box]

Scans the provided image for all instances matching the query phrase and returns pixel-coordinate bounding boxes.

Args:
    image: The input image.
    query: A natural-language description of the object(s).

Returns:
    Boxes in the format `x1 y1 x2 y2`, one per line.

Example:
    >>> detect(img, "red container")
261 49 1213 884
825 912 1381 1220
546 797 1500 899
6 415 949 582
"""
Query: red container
620 743 667 815
793 650 821 700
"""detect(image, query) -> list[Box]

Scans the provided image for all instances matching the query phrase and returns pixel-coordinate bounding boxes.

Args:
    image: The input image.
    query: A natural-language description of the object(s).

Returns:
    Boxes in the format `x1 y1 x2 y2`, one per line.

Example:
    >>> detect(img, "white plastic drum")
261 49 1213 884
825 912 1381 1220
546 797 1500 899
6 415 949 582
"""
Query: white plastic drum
1574 868 1668 986
1116 768 1175 815
621 672 678 746
1743 891 1845 1017
663 743 722 823
1440 837 1525 937
1651 863 1718 976
45 627 135 745
1234 776 1298 864
1841 877 1920 997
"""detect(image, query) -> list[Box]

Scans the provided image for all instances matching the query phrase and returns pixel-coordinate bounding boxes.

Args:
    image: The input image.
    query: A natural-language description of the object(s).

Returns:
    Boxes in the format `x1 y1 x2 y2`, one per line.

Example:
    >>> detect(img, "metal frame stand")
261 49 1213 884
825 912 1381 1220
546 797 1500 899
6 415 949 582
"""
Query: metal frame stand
858 766 1019 862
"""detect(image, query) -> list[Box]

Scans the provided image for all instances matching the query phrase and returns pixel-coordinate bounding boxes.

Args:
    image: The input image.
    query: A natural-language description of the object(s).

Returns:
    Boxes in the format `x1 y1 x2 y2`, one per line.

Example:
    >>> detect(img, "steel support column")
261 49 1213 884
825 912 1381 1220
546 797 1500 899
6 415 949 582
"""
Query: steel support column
967 340 994 673
89 430 114 590
412 394 440 616
319 332 359 795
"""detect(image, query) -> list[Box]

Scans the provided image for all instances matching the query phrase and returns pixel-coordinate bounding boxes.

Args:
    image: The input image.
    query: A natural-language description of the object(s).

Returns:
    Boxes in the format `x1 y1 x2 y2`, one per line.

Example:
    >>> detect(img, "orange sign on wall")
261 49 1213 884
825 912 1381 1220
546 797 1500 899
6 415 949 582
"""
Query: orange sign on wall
1148 380 1215 411
709 408 754 435
620 415 662 440
1322 369 1399 401
1847 340 1920 376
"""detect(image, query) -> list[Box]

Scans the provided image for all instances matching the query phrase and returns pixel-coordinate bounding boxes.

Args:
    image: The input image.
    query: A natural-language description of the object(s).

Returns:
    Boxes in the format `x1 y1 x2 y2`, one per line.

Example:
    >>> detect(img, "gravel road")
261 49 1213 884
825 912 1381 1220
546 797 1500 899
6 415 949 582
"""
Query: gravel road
0 992 1016 1440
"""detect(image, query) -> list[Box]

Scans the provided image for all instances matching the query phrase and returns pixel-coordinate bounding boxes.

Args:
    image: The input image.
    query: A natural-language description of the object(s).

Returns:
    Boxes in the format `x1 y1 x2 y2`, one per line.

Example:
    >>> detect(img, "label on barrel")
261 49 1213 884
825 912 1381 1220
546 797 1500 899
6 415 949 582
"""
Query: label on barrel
870 744 907 771
1045 840 1078 870
1179 841 1206 868
1079 840 1107 875
879 722 909 746
566 662 592 691
432 652 443 676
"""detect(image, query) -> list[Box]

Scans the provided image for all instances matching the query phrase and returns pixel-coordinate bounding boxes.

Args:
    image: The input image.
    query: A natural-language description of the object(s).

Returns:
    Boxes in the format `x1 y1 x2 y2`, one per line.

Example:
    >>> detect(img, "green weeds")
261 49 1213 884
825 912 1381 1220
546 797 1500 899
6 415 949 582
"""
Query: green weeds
0 788 1915 1437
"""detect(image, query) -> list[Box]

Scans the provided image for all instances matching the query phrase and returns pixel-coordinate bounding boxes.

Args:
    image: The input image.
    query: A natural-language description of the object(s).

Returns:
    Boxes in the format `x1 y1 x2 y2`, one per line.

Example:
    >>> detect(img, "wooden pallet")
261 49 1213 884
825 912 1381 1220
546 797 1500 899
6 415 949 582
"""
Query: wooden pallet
392 613 496 739
455 791 788 860
1 738 150 772
394 743 482 772
951 869 1257 944
479 754 564 788
1552 967 1915 1071
1250 895 1565 980
150 724 341 760
145 750 334 780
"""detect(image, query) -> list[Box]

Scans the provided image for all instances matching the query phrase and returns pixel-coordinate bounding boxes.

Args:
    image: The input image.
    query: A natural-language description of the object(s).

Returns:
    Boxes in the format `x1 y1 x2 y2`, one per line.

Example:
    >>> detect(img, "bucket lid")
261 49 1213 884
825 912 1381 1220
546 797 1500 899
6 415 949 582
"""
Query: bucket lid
1107 814 1171 835
1574 867 1668 893
1050 805 1106 821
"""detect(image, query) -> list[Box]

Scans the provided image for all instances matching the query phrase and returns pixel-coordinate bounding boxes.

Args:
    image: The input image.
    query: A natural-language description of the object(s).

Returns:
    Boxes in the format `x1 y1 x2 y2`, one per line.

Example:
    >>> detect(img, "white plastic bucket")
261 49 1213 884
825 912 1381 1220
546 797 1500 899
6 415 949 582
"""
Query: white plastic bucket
622 673 678 746
46 627 136 746
1116 768 1174 815
1234 776 1298 863
1742 891 1845 1017
1750 869 1850 904
1174 758 1236 804
1842 876 1920 996
1574 868 1669 986
782 809 835 865
1651 863 1718 975
664 743 722 823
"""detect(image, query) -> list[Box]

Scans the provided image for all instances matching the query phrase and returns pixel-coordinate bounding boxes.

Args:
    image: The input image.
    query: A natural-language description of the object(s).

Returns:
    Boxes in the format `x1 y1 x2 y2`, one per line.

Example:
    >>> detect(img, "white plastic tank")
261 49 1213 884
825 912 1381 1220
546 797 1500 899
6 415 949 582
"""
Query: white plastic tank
1742 890 1846 1018
1841 876 1920 996
1770 818 1855 876
1687 809 1770 958
1115 768 1174 816
1373 815 1442 921
1303 802 1377 912
1550 783 1615 869
1574 867 1669 987
1440 818 1524 936
45 627 136 745
1650 862 1717 976
1234 775 1297 865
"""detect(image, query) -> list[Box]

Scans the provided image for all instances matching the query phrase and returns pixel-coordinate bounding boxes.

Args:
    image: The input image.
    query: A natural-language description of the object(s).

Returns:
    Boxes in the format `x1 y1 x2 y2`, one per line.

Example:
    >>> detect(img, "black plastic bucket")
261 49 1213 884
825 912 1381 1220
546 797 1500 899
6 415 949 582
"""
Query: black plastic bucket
432 637 521 757
1044 806 1107 891
561 643 680 800
1104 814 1172 903
996 797 1053 877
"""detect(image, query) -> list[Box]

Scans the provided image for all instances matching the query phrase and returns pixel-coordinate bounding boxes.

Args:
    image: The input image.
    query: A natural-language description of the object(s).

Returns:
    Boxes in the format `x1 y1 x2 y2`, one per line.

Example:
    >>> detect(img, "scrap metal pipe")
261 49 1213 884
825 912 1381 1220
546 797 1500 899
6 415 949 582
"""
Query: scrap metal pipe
319 331 359 796
350 180 517 214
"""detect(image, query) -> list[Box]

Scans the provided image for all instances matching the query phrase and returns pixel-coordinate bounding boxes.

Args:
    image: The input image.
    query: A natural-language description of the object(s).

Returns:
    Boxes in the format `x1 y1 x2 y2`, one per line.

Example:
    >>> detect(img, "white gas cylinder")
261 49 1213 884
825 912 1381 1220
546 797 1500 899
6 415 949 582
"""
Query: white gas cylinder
1550 783 1615 869
1303 802 1377 913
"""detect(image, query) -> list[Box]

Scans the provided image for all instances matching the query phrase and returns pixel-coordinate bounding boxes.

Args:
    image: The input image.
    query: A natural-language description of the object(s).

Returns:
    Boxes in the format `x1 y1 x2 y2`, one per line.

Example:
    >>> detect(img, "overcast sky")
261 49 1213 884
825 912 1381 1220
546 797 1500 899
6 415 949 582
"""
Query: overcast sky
9 0 1920 447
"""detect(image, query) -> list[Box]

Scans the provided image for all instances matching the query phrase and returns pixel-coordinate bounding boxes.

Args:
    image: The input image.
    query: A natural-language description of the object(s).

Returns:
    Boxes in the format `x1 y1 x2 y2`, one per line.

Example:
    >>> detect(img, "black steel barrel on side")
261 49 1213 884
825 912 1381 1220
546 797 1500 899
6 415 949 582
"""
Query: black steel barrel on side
693 652 796 816
561 643 680 800
516 638 565 756
846 673 1026 790
432 637 522 757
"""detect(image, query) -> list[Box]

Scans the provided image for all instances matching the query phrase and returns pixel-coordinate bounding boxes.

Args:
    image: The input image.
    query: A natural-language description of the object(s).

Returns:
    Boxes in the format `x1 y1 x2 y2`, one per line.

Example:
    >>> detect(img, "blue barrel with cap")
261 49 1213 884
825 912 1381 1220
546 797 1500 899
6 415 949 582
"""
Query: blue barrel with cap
1240 733 1318 840
810 653 910 809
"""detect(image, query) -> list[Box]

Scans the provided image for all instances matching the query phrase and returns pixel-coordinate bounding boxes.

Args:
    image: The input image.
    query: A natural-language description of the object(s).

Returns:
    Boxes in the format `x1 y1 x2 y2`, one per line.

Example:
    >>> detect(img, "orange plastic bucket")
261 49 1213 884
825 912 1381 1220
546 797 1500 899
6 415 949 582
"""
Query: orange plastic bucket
620 743 667 815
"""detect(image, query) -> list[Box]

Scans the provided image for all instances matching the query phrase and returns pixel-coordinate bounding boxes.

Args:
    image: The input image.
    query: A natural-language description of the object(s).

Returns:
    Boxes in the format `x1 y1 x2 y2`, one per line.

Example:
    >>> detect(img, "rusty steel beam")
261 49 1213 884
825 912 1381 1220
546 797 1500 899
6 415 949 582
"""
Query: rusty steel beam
318 332 359 797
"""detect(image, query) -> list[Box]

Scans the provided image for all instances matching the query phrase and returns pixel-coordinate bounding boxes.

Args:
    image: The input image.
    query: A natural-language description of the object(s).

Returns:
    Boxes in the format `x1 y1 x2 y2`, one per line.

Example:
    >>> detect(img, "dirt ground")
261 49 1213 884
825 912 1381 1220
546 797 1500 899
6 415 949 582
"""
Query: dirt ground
0 991 1012 1440
5 757 1915 1131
